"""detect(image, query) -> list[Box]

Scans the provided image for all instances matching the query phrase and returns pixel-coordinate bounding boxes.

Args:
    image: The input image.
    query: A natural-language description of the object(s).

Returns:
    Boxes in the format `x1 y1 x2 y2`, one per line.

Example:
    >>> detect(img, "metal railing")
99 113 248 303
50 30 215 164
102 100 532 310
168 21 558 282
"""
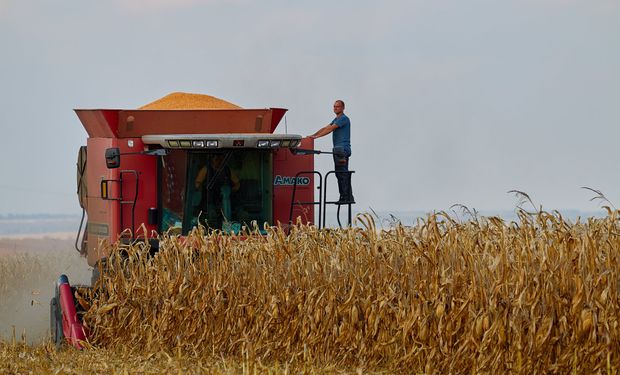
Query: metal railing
288 170 355 229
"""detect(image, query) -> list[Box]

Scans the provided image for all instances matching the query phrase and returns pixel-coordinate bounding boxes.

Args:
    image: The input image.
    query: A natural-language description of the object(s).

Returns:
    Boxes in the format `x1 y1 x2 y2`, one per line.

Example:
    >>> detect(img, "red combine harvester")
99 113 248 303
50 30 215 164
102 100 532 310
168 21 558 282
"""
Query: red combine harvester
50 103 357 348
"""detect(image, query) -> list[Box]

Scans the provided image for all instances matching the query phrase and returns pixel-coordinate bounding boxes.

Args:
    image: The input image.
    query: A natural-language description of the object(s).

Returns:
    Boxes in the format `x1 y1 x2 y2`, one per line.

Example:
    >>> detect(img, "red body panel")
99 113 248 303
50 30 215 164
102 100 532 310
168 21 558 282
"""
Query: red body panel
75 110 120 137
273 138 315 226
86 138 119 266
85 138 157 266
116 138 157 239
268 108 287 133
76 108 287 138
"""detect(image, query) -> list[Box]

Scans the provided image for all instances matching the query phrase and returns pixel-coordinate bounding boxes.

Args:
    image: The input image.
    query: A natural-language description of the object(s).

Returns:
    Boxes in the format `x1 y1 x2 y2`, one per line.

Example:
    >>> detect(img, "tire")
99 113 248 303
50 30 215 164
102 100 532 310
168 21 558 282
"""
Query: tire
49 296 64 348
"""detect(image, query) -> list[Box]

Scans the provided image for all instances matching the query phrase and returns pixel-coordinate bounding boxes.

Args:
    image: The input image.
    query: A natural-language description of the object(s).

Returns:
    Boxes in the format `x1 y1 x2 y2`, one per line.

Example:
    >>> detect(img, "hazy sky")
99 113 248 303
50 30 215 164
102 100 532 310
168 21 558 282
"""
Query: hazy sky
0 0 618 215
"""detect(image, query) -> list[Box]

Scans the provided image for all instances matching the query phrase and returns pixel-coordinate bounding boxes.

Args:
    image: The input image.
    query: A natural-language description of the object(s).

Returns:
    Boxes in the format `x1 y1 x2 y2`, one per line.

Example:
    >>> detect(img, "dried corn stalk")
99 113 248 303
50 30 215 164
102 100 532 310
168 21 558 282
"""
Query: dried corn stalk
81 212 620 373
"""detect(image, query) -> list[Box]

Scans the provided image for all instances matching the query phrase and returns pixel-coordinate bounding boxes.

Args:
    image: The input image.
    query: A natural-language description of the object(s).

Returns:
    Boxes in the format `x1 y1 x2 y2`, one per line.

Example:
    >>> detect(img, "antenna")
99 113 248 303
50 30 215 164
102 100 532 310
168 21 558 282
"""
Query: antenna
284 115 288 134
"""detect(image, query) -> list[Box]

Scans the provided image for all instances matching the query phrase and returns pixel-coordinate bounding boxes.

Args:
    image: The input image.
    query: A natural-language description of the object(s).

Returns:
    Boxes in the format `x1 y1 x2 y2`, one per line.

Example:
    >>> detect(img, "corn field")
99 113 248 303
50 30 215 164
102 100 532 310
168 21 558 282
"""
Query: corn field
64 211 620 373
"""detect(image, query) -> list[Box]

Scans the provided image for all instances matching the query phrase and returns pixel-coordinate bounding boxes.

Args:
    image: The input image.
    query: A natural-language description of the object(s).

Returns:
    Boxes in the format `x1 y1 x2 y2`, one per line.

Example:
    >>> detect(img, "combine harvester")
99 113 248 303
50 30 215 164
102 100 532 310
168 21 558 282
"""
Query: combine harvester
50 93 355 348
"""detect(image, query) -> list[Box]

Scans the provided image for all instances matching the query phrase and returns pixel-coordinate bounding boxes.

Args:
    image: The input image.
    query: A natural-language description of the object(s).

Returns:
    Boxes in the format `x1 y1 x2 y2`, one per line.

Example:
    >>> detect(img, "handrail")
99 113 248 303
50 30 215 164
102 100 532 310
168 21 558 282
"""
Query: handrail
323 170 355 228
119 170 139 238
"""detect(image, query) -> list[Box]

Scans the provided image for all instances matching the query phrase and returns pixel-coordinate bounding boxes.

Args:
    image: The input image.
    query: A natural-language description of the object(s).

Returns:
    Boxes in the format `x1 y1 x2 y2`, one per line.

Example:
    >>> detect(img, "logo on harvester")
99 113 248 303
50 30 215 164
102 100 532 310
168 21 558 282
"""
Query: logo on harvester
274 175 310 186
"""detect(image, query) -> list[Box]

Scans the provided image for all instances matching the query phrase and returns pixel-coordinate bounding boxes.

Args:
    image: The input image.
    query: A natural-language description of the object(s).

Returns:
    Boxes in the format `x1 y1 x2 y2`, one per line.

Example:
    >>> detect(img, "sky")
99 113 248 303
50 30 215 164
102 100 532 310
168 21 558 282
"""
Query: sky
0 0 618 215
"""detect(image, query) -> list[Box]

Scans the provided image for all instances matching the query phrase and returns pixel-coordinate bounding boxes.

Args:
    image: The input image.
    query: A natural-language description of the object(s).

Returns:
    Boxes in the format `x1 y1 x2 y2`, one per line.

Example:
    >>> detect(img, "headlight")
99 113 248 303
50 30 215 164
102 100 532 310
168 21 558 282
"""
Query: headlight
280 140 291 147
168 140 179 147
192 140 205 148
206 140 218 148
257 140 270 148
179 140 191 148
270 140 281 148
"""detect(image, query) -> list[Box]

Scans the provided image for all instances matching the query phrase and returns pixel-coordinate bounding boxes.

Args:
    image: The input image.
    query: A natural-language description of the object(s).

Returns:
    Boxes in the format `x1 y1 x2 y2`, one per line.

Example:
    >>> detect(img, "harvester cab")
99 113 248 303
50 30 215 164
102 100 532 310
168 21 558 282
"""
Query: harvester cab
74 106 316 268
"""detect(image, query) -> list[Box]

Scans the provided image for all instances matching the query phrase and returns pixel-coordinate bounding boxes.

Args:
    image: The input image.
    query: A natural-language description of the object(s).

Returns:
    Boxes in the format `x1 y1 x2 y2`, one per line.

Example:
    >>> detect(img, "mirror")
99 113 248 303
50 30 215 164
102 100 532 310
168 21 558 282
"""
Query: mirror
105 148 120 169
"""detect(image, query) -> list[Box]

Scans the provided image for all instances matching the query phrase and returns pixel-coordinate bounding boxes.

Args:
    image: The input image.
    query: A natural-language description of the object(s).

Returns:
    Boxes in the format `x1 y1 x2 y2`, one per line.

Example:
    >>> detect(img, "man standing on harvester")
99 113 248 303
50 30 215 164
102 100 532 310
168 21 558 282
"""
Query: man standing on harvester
310 100 354 204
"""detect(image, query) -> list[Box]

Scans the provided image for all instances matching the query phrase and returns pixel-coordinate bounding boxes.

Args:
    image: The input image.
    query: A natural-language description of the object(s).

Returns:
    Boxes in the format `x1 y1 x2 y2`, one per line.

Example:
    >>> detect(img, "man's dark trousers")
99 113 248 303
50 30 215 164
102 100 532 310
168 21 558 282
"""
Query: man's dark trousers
333 149 353 203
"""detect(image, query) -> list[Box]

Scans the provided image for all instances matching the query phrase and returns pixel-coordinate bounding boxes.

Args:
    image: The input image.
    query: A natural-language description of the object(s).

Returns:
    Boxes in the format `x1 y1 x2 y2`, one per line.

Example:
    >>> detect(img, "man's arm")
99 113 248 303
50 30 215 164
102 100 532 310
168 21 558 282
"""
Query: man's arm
309 124 338 139
230 171 240 192
195 166 207 189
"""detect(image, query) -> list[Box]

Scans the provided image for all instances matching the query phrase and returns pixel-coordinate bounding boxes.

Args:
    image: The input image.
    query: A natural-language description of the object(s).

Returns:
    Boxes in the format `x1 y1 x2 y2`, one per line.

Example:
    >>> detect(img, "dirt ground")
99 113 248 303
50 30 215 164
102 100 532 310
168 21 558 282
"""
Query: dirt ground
0 233 91 344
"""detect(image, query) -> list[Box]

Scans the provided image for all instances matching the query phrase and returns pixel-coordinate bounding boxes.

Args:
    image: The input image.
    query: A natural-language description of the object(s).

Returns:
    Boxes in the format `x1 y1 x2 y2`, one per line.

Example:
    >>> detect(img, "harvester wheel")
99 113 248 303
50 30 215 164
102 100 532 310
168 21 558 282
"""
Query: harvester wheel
50 294 64 348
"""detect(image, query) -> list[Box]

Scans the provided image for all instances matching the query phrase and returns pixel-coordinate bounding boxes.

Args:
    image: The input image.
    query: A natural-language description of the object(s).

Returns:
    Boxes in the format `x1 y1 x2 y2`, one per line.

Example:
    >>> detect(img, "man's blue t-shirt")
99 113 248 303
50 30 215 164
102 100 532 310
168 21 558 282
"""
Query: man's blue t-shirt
330 114 351 156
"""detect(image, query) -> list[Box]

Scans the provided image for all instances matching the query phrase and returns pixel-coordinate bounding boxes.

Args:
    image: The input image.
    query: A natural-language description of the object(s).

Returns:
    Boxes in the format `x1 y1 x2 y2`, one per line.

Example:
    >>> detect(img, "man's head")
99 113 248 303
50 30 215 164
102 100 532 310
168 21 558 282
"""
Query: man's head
333 100 345 116
211 154 225 168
